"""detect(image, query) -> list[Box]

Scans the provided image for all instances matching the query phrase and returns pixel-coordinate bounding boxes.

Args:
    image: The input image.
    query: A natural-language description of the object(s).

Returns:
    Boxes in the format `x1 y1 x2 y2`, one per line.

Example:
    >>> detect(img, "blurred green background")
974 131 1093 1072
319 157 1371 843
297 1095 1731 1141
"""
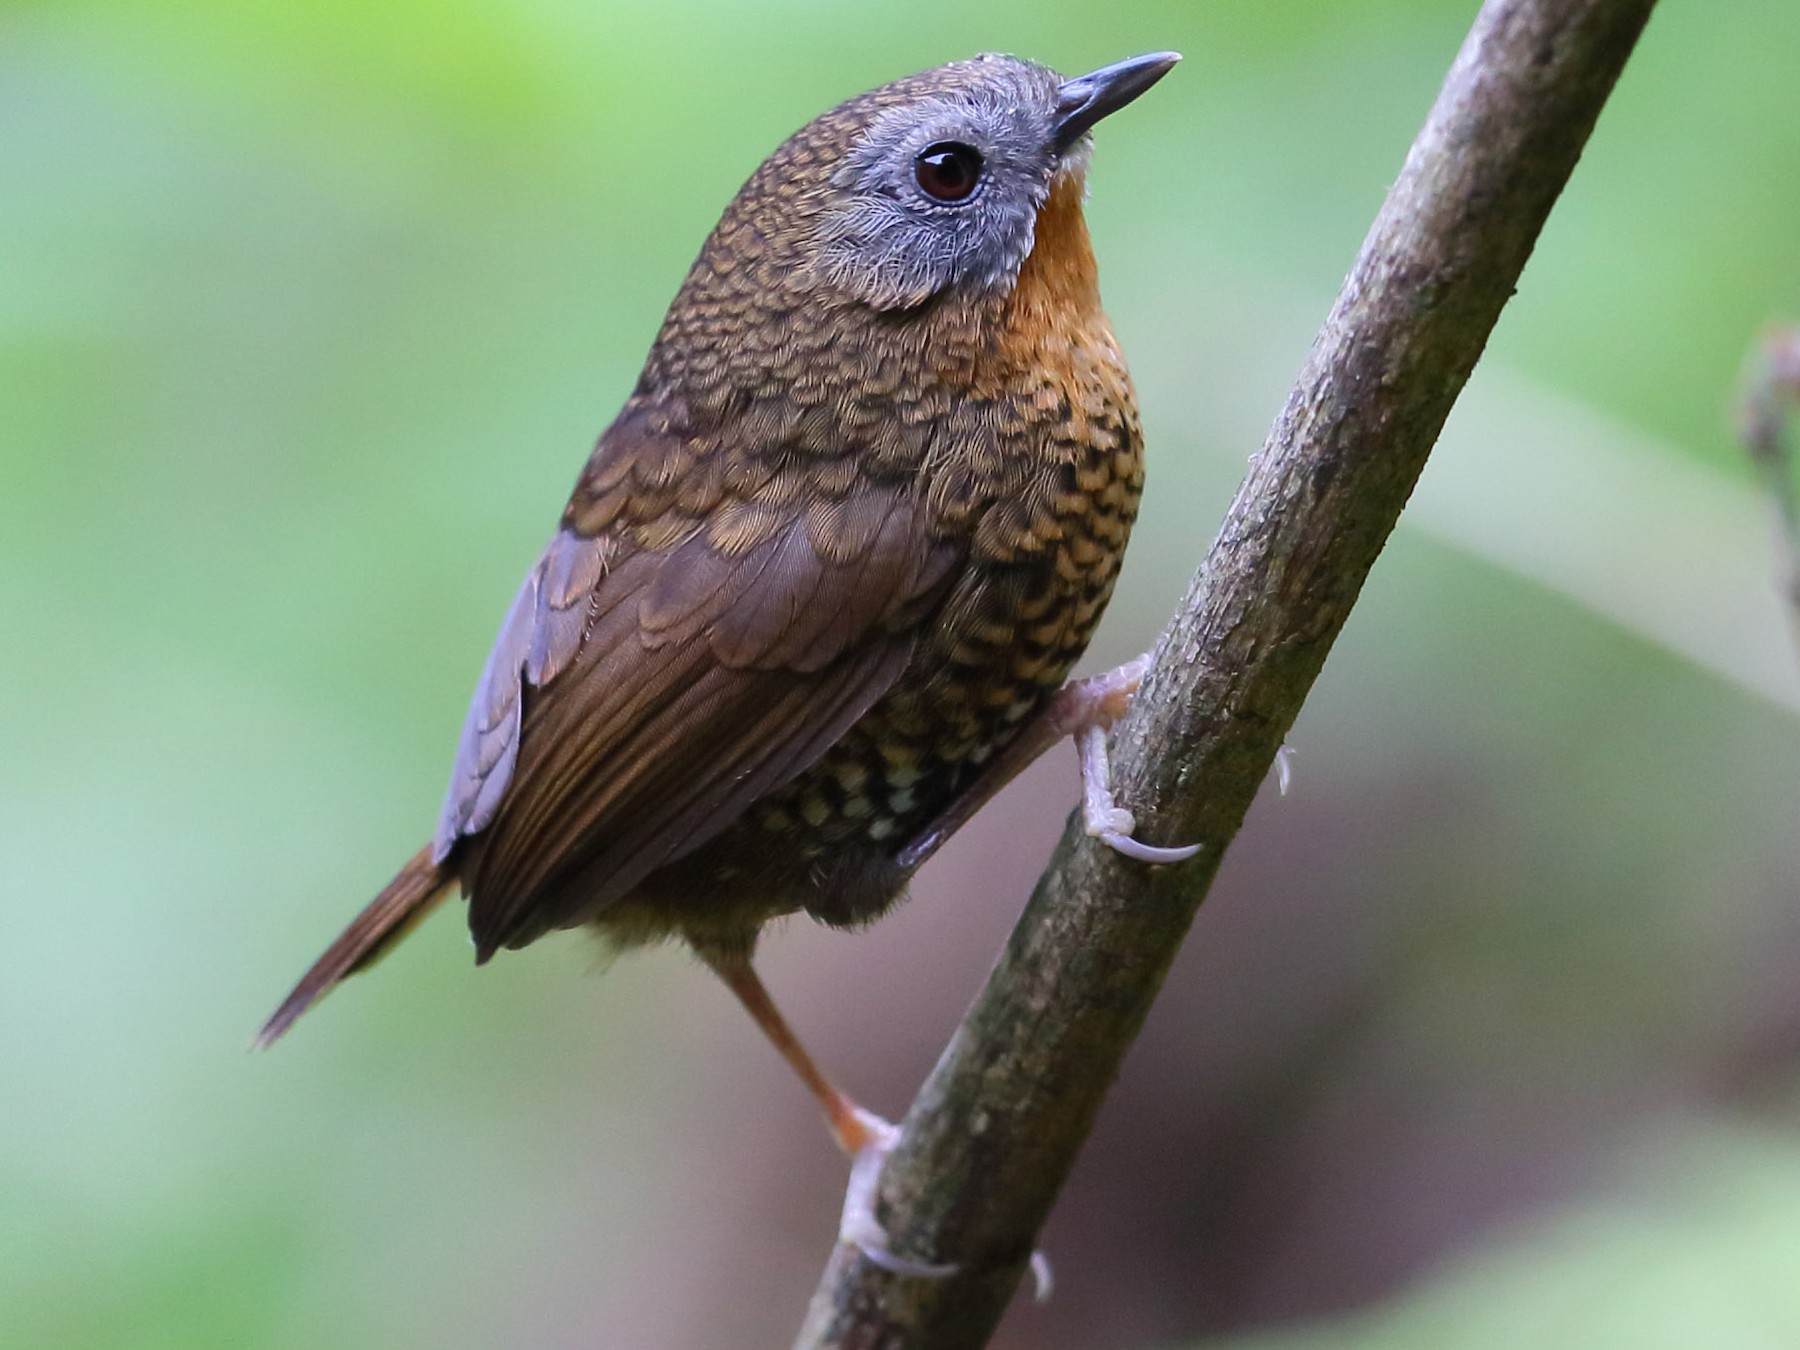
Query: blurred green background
7 1 1800 1346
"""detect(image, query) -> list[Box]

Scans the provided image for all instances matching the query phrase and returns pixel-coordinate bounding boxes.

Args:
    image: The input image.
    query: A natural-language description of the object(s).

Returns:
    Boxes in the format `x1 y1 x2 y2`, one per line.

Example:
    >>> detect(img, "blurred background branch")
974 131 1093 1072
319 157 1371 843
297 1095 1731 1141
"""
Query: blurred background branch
1737 325 1800 664
798 2 1658 1346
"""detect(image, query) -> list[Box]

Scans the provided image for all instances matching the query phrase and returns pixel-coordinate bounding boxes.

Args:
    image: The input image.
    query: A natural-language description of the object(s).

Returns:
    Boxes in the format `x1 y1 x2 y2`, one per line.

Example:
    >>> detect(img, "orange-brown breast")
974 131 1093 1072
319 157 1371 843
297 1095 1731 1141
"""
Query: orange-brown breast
1001 170 1108 353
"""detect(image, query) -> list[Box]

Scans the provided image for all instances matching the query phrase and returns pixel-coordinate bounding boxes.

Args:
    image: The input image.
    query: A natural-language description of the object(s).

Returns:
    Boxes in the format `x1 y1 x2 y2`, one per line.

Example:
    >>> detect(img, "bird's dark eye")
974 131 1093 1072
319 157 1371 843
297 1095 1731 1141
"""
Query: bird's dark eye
914 142 983 202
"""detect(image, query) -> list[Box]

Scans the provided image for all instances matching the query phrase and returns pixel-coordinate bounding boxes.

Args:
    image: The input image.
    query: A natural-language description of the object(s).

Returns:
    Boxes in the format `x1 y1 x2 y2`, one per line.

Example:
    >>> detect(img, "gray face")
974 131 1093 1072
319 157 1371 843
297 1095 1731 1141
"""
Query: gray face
808 56 1074 311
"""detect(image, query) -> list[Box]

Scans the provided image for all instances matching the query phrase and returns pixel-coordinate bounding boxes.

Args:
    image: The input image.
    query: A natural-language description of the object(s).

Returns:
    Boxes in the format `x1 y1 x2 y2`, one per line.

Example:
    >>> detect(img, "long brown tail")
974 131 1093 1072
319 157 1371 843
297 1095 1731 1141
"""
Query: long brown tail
255 845 453 1049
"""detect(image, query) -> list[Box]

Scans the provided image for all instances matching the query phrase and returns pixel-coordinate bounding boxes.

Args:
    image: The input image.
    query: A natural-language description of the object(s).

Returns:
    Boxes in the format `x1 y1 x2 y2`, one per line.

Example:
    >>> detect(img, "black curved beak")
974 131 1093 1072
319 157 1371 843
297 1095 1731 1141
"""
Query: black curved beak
1053 51 1181 152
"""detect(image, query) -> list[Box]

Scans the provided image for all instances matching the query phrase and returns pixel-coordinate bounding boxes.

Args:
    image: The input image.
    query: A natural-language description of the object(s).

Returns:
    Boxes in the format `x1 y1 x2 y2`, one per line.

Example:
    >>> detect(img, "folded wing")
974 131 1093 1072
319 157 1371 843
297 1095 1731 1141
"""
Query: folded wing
431 432 957 958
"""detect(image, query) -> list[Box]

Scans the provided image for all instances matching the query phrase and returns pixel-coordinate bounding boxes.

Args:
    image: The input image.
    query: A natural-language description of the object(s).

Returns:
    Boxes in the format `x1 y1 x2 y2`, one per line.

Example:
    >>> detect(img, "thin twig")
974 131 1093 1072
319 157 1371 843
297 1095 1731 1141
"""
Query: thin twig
795 2 1659 1346
1736 324 1800 662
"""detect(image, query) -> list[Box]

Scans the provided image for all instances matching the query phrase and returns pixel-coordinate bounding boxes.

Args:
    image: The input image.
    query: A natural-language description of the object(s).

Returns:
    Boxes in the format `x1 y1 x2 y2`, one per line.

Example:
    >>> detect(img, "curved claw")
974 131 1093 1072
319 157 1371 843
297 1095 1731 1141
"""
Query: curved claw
1100 830 1203 865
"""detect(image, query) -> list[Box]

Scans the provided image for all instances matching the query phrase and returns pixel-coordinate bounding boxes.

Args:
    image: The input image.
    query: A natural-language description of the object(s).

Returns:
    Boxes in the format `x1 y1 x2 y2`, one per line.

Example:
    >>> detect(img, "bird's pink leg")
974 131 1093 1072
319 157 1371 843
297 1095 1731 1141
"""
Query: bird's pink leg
702 953 957 1279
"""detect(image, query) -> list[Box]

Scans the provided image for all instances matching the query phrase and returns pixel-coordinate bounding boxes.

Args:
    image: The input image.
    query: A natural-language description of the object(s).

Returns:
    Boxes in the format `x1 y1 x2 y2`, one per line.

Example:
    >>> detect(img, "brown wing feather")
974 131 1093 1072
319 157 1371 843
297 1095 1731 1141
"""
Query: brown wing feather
467 638 912 955
431 422 956 958
432 529 611 861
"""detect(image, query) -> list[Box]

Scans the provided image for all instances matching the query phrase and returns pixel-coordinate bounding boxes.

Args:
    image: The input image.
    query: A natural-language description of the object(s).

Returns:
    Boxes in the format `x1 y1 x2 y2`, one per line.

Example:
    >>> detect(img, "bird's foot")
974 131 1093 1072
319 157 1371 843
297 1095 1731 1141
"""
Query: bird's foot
1077 725 1200 863
836 1107 1055 1301
1052 659 1201 865
836 1108 959 1279
1047 654 1151 732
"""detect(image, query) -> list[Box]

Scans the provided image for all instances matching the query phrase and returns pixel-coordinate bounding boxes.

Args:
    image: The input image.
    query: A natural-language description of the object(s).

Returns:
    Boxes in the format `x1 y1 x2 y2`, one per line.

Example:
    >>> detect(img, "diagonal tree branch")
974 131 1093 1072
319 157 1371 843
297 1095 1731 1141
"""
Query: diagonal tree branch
795 1 1659 1346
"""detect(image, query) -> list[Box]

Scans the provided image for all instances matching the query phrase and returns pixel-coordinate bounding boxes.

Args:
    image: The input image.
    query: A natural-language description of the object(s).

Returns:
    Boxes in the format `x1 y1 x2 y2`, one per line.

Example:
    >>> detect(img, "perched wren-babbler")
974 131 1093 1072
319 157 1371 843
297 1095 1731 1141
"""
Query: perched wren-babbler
261 50 1190 1269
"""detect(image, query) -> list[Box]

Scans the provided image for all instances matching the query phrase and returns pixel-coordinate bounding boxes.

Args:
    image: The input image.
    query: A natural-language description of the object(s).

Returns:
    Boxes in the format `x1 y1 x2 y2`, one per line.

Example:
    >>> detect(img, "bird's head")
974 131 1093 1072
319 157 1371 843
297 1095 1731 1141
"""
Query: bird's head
688 52 1180 314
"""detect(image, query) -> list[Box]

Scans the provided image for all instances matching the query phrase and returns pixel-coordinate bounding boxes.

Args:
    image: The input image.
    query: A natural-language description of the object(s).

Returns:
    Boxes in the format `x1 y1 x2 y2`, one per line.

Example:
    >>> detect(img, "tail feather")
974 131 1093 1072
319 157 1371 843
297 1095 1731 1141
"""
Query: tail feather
255 844 452 1049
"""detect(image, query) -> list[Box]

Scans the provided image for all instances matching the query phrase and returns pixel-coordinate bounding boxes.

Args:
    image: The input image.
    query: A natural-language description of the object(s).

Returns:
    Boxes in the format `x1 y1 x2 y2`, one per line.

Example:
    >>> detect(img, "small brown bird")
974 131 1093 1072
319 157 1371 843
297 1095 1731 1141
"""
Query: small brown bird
261 50 1189 1267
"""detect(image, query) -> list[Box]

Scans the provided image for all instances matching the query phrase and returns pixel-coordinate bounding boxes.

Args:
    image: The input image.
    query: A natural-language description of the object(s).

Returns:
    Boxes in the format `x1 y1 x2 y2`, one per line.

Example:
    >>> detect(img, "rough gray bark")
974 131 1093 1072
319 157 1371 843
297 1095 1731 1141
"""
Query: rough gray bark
796 1 1660 1346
